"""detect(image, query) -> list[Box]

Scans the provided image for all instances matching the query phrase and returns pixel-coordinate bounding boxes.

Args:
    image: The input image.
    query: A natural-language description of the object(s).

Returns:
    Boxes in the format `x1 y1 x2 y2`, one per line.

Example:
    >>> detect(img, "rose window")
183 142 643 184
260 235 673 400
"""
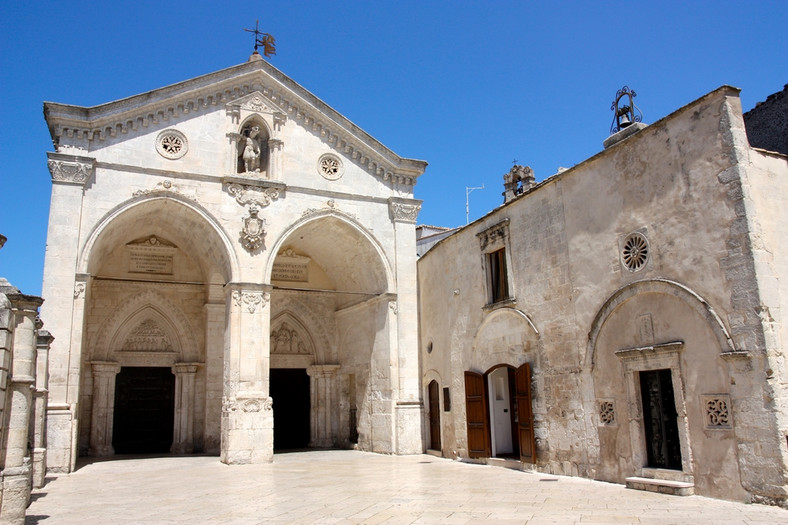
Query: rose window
621 232 649 272
156 129 188 159
317 153 344 180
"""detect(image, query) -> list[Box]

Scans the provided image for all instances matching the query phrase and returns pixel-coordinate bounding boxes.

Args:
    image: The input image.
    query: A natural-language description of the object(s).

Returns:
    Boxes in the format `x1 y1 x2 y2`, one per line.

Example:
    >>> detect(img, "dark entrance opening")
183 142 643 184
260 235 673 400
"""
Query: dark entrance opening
270 368 310 450
639 369 682 469
428 380 441 451
112 367 174 454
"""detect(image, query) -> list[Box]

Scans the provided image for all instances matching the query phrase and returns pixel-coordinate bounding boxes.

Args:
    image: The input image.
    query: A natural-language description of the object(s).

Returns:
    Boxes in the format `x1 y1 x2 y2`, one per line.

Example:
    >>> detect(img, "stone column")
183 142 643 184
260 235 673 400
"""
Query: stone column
0 291 43 523
41 153 94 473
221 285 273 464
307 365 340 448
171 363 200 454
32 330 53 489
89 362 120 456
388 197 425 454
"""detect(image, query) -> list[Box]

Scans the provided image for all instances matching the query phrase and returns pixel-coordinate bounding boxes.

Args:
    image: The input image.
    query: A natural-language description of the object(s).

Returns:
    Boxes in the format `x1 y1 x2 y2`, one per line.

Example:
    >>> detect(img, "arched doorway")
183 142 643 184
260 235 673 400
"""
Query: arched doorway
428 380 441 451
78 196 235 459
267 212 394 452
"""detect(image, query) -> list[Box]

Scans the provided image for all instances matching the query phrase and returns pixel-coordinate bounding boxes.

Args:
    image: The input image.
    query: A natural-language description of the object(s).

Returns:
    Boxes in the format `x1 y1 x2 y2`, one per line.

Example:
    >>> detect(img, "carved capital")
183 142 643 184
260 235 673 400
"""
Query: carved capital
231 290 270 313
388 197 422 224
47 152 95 185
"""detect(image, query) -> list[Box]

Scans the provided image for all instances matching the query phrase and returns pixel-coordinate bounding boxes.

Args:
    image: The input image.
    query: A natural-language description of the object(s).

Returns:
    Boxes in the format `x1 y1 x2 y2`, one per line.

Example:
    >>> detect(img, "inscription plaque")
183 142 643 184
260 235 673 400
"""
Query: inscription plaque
126 236 177 275
272 248 310 282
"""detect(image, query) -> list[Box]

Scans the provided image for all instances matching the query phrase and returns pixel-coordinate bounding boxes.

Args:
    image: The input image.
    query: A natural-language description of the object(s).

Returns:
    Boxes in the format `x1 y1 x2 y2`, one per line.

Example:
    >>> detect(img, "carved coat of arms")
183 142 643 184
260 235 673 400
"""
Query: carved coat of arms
240 206 265 251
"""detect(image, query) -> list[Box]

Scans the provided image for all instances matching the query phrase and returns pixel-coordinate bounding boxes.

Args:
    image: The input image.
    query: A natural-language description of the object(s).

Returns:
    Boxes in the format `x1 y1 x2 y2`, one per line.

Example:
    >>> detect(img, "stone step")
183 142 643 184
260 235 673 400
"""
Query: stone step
626 476 695 496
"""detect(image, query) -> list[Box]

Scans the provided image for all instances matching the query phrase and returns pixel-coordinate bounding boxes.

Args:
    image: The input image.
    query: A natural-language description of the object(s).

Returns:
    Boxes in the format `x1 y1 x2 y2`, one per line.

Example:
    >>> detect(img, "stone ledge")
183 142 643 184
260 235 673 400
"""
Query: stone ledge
625 476 694 496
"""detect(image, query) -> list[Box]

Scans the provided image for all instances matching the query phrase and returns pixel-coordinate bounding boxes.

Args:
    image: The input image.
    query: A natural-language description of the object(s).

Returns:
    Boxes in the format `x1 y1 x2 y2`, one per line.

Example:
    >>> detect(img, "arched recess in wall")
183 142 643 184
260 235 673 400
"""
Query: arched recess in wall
91 290 198 364
270 310 318 367
471 307 541 372
78 194 238 283
266 209 394 295
586 278 737 369
236 115 271 175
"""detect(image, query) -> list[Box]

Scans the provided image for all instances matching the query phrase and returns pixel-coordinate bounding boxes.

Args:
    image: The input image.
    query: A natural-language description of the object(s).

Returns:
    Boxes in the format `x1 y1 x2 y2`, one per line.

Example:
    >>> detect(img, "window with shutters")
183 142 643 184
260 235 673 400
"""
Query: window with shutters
477 219 514 307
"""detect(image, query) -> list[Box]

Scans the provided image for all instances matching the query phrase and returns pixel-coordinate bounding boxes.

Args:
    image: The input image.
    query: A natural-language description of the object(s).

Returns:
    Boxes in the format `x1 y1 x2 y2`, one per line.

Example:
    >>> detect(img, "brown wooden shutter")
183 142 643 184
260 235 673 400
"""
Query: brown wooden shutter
464 371 490 458
515 363 536 463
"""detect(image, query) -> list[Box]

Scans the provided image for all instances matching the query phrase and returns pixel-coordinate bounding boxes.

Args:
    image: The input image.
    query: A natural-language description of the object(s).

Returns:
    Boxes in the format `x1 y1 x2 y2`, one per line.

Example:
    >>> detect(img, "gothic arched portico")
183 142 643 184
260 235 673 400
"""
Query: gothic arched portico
266 211 417 454
68 196 236 464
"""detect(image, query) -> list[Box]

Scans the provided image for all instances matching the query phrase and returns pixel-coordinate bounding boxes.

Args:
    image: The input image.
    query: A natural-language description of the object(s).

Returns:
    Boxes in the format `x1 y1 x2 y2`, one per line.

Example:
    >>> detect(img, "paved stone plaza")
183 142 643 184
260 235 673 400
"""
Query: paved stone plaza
25 450 787 524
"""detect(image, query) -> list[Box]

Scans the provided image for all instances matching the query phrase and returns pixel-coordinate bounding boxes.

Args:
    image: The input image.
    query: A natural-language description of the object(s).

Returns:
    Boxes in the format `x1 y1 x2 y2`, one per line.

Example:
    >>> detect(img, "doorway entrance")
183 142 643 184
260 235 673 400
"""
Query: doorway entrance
428 380 441 451
112 367 175 454
639 369 682 469
464 363 535 462
270 368 310 450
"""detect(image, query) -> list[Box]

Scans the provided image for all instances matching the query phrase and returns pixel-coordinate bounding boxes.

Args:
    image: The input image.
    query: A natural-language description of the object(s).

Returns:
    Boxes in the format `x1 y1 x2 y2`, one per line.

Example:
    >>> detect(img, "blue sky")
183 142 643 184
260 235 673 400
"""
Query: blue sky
1 1 786 296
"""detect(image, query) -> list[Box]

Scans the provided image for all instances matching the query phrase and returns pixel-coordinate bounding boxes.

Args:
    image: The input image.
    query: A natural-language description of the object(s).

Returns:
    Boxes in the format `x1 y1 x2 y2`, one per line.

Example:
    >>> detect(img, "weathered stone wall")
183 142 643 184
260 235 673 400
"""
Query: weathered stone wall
418 86 788 504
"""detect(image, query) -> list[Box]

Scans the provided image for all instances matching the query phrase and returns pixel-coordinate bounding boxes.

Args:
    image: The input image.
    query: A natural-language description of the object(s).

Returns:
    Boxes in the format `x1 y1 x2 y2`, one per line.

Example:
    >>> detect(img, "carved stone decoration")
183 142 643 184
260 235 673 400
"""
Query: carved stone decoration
223 396 273 413
388 197 422 224
121 318 173 352
242 95 274 113
621 231 650 272
74 282 86 299
270 322 310 354
240 206 266 252
317 153 344 181
477 219 510 251
155 129 188 159
702 394 732 429
231 290 270 313
132 180 198 202
599 400 616 425
47 152 96 185
226 183 281 208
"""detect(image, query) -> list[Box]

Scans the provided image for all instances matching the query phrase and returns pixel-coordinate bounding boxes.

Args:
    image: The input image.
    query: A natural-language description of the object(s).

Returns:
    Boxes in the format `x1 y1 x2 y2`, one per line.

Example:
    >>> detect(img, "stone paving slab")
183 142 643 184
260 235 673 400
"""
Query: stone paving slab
25 450 788 524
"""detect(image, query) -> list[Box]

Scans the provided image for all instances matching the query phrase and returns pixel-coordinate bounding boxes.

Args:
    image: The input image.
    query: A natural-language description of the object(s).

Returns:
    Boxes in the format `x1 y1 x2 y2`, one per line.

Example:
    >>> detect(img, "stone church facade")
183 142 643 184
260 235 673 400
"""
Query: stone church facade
418 86 788 505
40 52 426 472
35 51 787 509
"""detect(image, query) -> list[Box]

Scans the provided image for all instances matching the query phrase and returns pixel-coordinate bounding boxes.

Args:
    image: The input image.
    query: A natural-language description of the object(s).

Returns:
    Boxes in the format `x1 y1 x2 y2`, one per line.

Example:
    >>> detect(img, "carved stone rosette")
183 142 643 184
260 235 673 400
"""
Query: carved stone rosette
388 197 422 224
47 152 96 185
231 290 270 313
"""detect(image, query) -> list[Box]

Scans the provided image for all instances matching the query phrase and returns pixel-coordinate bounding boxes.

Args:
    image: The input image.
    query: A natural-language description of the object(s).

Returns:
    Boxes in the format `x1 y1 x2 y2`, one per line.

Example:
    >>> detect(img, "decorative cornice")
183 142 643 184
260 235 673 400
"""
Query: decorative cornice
44 61 427 186
47 152 95 185
131 179 198 203
477 218 510 250
388 197 422 223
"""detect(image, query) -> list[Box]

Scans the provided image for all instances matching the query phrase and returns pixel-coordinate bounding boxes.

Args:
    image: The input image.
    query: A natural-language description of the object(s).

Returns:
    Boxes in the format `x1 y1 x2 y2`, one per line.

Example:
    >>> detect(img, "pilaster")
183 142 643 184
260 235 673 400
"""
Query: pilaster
32 330 53 489
171 363 200 454
221 284 273 464
307 364 340 447
88 361 120 456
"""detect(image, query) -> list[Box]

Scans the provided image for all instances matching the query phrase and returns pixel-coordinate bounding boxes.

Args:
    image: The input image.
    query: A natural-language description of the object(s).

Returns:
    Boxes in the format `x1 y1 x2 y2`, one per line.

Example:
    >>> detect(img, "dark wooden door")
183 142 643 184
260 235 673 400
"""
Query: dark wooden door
515 363 535 463
464 371 490 458
270 368 311 450
640 369 682 469
112 367 175 454
428 380 441 450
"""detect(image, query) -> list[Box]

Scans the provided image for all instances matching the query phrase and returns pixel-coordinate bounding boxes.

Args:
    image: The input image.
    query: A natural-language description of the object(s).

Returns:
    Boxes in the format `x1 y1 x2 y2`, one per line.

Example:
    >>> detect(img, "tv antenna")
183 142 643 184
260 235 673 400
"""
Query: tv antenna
465 184 485 224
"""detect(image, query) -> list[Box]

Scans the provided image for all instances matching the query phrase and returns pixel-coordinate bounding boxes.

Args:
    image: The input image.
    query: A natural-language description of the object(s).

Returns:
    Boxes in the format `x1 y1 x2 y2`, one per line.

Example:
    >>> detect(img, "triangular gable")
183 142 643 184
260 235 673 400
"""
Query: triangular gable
44 56 427 185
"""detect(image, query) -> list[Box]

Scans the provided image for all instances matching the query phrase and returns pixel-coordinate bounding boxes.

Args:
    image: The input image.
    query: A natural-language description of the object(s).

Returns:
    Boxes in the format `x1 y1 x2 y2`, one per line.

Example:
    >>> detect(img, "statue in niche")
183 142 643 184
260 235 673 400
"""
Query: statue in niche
238 125 267 174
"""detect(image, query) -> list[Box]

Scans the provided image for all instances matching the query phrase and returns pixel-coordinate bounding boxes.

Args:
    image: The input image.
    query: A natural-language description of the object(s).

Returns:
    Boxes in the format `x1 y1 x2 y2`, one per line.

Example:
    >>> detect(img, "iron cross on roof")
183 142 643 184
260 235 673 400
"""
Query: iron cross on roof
244 20 276 58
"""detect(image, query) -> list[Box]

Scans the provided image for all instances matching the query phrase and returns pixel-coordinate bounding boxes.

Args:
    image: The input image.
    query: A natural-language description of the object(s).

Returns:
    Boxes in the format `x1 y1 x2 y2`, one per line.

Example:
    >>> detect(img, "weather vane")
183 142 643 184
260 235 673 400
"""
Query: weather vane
244 20 276 58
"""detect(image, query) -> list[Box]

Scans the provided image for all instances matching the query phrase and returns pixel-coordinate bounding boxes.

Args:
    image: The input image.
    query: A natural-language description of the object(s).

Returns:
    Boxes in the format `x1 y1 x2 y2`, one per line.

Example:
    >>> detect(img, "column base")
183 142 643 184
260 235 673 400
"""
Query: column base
0 462 32 523
221 394 274 464
32 447 47 489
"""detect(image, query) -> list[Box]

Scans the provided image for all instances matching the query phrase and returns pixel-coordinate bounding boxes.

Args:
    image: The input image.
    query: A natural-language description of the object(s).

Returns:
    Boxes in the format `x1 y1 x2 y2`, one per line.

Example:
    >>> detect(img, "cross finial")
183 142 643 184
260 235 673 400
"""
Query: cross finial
512 158 518 166
244 20 276 58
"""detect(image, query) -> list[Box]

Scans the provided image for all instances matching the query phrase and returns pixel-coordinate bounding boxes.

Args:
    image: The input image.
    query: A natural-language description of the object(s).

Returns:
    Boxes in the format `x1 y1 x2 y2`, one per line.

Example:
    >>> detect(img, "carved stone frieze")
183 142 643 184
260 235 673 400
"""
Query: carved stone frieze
225 182 282 208
477 219 510 251
388 197 422 224
231 290 270 313
223 396 273 413
270 322 311 354
122 318 173 352
47 152 95 185
132 180 198 202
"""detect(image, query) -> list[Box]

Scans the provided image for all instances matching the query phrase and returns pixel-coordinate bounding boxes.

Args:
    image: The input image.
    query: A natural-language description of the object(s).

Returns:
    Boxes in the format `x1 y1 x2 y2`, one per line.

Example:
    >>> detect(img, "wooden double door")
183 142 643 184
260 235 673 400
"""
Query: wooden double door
464 363 535 463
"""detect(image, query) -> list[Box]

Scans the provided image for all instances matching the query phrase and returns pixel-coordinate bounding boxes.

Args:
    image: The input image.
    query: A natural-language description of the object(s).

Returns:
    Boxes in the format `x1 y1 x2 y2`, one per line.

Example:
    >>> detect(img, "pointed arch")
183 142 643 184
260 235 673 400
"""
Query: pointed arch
270 310 317 360
91 289 199 362
78 193 239 283
266 209 394 294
